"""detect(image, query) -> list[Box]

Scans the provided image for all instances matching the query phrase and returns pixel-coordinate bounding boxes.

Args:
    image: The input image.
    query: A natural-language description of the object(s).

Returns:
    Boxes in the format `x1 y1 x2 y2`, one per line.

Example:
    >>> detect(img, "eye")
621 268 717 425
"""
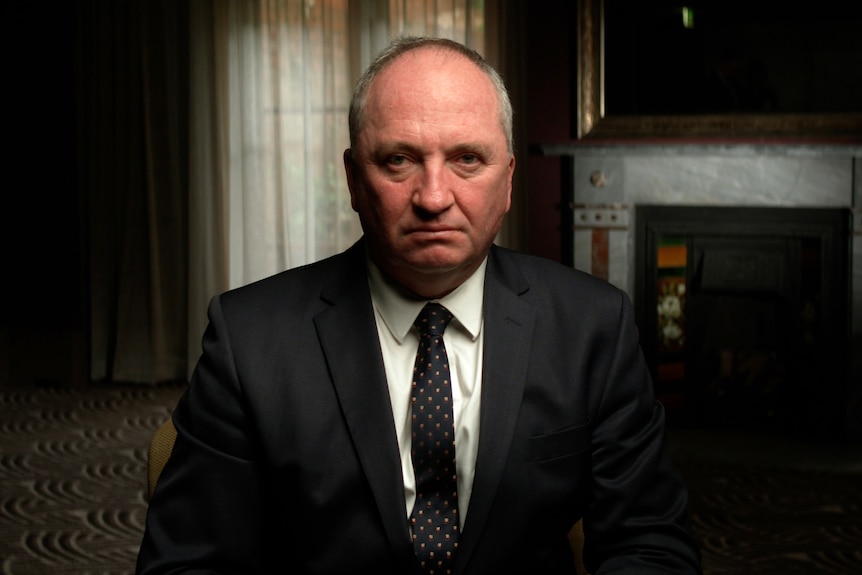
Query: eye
385 154 410 168
459 153 479 165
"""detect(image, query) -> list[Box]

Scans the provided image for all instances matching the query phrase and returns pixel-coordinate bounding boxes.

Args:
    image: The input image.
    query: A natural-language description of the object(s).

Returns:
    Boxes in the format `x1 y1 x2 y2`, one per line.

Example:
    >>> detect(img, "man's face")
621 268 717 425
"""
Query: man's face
344 48 514 299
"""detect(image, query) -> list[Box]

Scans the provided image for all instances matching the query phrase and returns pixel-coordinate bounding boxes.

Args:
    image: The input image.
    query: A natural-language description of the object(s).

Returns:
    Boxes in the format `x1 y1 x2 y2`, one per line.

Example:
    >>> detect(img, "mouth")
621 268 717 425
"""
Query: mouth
407 226 459 240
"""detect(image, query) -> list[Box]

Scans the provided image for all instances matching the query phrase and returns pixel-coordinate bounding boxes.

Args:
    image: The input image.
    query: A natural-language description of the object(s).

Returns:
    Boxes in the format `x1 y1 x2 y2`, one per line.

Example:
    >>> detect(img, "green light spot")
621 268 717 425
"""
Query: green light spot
682 7 694 29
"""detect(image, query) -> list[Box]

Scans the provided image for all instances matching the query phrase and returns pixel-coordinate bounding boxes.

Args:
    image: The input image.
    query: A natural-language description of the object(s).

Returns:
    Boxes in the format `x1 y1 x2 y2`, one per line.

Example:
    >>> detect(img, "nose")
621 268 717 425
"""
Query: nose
412 160 454 215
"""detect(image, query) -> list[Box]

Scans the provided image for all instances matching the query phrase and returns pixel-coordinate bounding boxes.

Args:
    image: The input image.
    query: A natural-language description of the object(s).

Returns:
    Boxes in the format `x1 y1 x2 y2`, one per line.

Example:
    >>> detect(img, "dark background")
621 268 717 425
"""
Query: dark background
604 0 862 115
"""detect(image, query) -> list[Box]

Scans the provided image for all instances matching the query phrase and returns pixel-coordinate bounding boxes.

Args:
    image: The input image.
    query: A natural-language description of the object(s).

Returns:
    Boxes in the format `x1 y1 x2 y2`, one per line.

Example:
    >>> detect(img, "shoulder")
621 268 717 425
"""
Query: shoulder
487 245 633 333
217 242 365 314
489 245 623 299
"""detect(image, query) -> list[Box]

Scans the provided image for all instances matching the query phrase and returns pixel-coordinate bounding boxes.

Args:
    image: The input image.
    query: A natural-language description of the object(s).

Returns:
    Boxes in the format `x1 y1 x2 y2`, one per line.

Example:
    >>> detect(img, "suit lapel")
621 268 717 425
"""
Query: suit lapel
313 242 415 566
456 247 535 570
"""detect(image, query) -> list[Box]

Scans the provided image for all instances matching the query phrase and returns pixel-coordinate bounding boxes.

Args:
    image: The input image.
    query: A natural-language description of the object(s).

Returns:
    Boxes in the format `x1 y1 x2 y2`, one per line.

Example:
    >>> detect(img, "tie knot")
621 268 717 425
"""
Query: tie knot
414 303 453 337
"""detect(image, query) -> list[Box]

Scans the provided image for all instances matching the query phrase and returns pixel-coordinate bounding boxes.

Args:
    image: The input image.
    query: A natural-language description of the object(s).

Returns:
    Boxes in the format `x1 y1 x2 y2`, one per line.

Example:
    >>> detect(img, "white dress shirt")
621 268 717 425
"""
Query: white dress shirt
367 257 486 529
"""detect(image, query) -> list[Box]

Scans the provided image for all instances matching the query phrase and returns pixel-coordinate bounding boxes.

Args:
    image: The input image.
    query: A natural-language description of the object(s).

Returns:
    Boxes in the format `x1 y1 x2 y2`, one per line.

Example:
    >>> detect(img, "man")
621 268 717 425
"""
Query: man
137 36 702 574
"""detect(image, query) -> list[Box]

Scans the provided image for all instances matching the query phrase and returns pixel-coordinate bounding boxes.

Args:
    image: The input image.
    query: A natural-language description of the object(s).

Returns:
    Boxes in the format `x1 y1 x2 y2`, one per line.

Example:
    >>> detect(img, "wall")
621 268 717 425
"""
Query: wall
524 0 576 263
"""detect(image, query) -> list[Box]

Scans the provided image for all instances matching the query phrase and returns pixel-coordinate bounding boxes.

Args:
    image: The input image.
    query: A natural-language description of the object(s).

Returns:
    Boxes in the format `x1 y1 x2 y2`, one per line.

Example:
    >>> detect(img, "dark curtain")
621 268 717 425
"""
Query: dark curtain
78 0 191 384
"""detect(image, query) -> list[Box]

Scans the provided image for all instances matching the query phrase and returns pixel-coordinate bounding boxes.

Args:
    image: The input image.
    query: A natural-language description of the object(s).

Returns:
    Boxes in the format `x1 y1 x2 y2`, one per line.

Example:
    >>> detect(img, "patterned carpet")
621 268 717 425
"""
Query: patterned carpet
0 383 183 575
678 460 862 574
1 383 861 574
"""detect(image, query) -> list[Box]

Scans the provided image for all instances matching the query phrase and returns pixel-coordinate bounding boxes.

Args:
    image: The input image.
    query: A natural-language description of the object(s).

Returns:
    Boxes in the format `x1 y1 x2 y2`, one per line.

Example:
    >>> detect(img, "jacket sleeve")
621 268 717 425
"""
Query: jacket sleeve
585 290 702 574
136 295 269 574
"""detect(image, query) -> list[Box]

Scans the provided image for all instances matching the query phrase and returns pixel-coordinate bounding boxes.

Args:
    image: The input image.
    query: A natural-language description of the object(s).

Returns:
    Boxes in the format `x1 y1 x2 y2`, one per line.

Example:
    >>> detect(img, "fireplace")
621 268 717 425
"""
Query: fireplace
634 206 851 437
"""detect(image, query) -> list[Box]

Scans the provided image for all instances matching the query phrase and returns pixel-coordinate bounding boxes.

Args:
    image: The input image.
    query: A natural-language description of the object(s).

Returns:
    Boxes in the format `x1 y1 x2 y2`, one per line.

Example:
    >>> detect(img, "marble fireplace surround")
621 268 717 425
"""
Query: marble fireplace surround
540 143 861 335
540 142 861 435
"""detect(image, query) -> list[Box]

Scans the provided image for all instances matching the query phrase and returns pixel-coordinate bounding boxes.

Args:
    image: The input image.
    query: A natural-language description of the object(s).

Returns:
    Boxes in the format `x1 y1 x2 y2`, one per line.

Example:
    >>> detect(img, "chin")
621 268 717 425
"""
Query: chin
406 253 475 278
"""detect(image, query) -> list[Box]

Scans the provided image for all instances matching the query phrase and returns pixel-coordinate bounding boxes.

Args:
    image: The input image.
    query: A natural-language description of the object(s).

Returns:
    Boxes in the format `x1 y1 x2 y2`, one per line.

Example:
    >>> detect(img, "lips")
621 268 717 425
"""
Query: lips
407 226 459 239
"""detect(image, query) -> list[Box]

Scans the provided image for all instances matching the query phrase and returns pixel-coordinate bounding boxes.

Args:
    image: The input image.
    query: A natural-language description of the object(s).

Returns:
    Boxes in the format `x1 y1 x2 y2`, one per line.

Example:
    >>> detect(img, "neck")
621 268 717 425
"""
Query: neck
370 254 487 301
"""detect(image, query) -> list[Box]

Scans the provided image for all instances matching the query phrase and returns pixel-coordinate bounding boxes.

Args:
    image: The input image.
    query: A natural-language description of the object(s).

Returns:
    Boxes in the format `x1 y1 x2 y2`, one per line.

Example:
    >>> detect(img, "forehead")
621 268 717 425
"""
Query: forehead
365 48 500 124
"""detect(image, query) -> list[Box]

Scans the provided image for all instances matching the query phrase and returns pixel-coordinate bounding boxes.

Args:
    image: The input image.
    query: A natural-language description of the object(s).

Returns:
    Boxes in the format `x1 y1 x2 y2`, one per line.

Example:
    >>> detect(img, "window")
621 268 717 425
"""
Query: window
190 0 488 292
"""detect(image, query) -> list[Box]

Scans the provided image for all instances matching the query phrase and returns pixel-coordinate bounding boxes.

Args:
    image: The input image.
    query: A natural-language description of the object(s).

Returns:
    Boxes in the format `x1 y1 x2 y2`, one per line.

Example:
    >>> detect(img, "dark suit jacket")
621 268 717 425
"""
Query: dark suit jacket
137 240 701 574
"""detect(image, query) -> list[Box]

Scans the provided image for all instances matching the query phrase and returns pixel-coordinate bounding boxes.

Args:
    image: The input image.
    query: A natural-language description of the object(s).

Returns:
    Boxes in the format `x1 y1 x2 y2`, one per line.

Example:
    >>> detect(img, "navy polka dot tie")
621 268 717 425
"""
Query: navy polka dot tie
410 303 459 574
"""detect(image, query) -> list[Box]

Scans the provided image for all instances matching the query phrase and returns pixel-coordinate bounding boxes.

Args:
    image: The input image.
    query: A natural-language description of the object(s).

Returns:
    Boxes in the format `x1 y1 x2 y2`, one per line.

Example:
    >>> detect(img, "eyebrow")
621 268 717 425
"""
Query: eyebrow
447 142 493 157
373 141 494 158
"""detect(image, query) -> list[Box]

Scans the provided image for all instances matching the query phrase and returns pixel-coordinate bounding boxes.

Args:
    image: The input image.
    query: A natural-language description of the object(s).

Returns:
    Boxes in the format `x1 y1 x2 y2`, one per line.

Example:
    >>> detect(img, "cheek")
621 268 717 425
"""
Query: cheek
464 186 510 227
358 181 412 224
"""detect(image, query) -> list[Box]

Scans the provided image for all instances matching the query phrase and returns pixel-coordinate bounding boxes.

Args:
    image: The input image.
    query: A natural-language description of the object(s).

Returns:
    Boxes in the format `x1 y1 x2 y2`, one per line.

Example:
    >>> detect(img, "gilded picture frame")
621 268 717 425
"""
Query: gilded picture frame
576 0 862 140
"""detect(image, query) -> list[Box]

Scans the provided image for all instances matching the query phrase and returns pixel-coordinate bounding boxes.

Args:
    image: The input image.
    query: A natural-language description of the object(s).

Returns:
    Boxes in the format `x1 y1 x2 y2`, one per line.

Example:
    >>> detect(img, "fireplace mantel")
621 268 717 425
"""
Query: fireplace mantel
537 142 861 438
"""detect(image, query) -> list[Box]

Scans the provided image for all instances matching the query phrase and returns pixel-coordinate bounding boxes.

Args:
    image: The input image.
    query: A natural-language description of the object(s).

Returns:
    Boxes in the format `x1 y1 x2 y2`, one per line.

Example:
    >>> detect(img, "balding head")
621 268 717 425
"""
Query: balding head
348 36 514 154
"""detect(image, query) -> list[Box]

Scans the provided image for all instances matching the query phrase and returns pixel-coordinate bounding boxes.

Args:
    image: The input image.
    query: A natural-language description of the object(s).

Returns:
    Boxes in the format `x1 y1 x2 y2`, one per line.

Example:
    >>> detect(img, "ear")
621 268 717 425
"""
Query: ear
504 155 515 212
343 148 360 212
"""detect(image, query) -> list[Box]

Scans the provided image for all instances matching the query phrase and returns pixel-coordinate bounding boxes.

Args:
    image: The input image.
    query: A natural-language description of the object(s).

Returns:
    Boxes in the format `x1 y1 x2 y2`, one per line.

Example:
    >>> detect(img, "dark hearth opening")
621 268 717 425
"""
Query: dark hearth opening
635 206 851 438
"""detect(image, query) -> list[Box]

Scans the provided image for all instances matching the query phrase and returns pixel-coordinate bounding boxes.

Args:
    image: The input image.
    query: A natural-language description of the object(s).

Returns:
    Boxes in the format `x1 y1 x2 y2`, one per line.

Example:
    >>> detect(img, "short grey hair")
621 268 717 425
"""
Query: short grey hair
348 36 514 153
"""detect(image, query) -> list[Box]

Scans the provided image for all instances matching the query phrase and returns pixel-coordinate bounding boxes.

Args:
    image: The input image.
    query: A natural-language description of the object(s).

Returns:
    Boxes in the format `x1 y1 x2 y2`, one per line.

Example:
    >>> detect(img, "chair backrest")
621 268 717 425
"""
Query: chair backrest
144 417 588 573
146 417 177 500
569 519 588 575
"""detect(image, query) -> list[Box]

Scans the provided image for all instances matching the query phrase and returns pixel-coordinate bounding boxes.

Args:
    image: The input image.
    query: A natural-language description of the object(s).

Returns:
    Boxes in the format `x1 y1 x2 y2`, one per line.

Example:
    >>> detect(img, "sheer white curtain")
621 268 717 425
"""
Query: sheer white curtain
187 0 492 373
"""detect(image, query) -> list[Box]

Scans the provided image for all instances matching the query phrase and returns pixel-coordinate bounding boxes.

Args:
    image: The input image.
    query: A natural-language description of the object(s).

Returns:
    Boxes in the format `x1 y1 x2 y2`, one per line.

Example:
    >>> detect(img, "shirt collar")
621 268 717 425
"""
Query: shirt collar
367 256 486 344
